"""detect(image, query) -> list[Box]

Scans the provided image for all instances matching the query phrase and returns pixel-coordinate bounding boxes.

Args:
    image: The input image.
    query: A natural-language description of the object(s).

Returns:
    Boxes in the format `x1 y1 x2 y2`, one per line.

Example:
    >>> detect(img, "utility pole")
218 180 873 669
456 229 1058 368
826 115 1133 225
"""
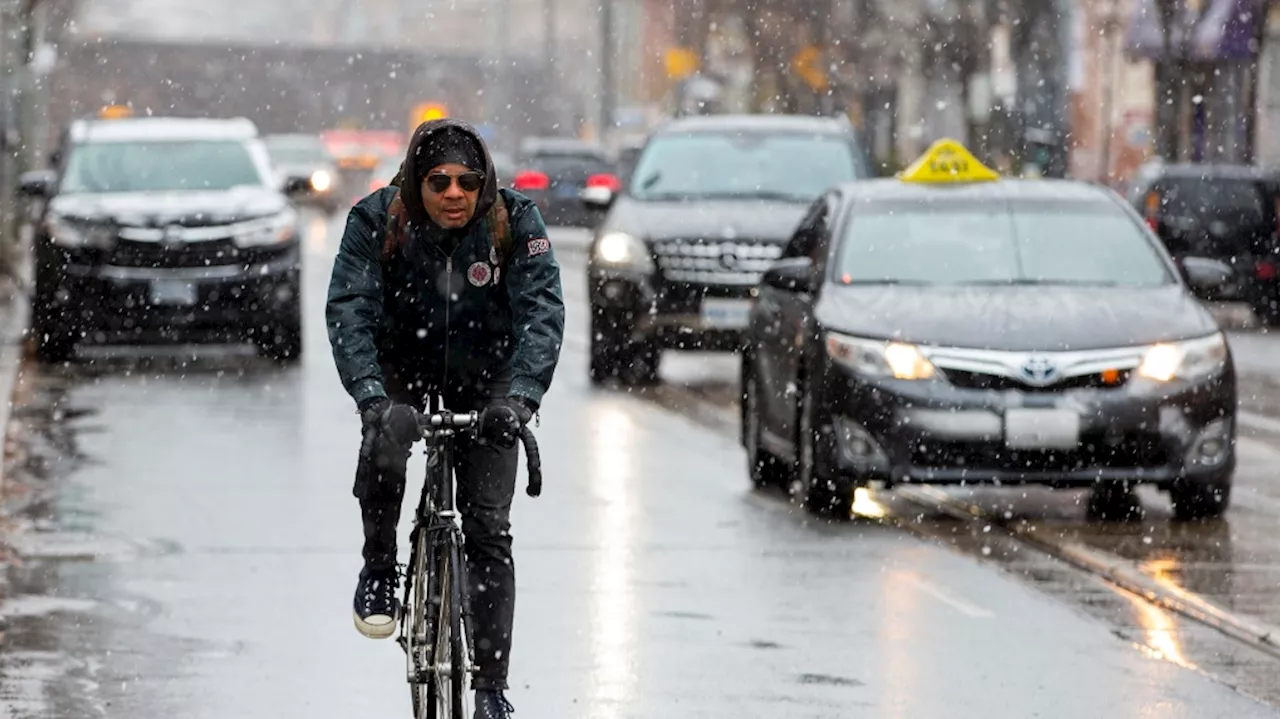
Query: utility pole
600 0 615 145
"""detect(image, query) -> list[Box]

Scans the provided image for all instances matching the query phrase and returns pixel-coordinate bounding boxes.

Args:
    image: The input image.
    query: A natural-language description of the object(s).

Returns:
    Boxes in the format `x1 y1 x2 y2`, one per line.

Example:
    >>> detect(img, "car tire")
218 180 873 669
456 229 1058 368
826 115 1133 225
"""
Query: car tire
792 381 848 518
31 295 75 364
257 303 303 363
1253 299 1280 328
1170 473 1232 521
742 356 786 488
589 311 659 387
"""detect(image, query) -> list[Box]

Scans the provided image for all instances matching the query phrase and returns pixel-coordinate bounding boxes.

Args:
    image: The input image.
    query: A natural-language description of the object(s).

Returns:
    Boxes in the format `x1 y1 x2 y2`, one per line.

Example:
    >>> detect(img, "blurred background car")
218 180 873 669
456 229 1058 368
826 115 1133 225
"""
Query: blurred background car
512 136 618 227
264 133 343 214
1125 162 1280 325
583 114 871 385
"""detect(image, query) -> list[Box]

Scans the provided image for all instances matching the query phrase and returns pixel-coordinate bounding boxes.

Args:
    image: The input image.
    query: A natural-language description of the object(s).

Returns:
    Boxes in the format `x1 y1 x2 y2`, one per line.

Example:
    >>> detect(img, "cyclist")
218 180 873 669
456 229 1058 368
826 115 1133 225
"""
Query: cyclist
326 118 565 719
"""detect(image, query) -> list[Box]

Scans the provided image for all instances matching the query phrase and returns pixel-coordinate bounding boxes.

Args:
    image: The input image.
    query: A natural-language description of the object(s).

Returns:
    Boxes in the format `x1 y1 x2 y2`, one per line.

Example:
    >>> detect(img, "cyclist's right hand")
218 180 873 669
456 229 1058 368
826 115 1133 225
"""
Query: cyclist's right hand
359 399 420 468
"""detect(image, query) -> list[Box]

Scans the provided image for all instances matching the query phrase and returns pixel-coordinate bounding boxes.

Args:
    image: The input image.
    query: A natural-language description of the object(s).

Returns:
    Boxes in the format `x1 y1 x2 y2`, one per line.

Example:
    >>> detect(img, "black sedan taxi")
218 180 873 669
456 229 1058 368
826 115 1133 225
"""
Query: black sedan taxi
742 140 1238 521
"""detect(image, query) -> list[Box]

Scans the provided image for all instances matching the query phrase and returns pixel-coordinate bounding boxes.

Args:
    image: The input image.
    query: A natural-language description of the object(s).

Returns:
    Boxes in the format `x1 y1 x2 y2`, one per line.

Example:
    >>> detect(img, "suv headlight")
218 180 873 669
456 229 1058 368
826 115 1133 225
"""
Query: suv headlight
233 208 298 248
46 215 115 249
593 231 653 272
825 332 938 380
1137 333 1227 382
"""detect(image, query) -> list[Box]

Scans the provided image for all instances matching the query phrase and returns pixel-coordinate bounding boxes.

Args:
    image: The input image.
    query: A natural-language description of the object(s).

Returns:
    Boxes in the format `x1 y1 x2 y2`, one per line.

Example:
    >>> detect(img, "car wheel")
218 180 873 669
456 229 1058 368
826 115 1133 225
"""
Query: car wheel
1253 299 1280 328
590 310 659 387
791 382 848 518
1170 473 1232 521
31 295 75 364
742 358 785 488
257 304 303 364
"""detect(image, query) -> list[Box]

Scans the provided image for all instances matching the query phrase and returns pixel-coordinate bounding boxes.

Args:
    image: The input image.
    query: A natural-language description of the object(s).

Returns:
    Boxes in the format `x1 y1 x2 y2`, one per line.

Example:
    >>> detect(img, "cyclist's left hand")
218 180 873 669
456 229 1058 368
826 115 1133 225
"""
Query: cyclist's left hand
479 397 535 449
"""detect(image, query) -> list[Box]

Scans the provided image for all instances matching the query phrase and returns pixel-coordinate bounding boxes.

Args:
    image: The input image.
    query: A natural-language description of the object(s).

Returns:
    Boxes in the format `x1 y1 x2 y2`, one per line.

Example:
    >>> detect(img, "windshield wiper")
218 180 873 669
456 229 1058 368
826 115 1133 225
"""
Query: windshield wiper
957 279 1123 287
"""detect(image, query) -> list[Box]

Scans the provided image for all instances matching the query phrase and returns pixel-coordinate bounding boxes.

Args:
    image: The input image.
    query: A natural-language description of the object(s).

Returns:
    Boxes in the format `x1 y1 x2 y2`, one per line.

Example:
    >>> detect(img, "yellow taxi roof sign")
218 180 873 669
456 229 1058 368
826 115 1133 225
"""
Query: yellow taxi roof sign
898 138 999 184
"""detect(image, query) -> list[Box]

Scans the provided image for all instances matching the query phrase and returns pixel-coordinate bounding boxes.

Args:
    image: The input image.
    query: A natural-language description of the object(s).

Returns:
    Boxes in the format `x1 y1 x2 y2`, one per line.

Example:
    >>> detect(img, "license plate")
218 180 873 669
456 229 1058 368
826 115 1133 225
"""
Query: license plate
149 280 197 306
555 183 578 198
700 298 751 330
1004 408 1080 450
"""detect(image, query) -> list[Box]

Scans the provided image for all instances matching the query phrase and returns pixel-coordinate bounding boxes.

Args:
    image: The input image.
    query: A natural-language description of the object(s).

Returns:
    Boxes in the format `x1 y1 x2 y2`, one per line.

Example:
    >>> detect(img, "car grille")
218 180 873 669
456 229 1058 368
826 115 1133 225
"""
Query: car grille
910 433 1169 471
109 238 243 268
944 369 1131 393
652 239 782 286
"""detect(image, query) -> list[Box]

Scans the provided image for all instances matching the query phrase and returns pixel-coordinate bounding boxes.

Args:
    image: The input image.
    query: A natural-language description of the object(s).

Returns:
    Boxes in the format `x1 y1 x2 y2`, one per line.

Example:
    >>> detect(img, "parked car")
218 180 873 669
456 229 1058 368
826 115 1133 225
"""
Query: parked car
742 141 1236 520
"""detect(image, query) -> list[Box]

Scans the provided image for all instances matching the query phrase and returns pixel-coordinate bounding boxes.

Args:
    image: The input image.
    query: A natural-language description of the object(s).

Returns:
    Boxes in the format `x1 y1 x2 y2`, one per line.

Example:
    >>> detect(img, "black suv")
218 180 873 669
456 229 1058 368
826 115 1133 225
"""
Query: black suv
1126 162 1280 323
19 116 303 362
582 114 871 385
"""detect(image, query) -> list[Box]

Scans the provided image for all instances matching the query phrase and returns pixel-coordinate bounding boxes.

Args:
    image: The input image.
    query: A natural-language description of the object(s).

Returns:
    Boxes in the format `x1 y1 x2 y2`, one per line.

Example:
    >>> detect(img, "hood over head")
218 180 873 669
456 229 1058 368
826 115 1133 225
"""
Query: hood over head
398 119 498 232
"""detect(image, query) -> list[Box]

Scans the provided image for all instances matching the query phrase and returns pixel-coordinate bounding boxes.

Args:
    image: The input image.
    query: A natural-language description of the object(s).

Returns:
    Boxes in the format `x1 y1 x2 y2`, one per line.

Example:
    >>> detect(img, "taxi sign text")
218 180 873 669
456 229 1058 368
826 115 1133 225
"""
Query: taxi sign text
899 139 999 184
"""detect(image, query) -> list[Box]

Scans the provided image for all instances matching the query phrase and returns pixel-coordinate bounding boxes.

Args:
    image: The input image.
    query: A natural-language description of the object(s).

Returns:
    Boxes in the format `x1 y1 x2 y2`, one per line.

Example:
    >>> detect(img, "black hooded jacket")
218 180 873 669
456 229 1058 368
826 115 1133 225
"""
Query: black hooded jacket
325 119 565 408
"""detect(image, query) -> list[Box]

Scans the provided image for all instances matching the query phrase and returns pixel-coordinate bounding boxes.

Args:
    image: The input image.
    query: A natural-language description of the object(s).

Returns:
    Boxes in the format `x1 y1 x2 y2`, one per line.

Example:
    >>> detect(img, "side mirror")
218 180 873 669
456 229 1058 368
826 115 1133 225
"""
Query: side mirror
282 174 312 195
1181 256 1233 292
580 185 615 210
18 170 54 198
762 257 816 293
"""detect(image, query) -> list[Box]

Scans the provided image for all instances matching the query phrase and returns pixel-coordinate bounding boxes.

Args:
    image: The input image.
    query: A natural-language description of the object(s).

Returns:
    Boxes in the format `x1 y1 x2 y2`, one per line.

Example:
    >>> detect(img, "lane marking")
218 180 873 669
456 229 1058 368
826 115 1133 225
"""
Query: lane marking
896 571 995 619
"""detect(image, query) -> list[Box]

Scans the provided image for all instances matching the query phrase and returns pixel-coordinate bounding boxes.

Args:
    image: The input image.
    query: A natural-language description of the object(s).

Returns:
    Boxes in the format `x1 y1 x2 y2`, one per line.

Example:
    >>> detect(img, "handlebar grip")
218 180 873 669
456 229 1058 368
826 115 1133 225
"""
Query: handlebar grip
519 426 542 497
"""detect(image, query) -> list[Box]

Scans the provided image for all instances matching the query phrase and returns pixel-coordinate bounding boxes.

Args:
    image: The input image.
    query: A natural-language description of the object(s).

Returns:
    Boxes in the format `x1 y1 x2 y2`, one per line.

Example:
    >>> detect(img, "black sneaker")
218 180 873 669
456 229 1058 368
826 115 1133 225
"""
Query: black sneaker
352 566 400 639
474 690 514 719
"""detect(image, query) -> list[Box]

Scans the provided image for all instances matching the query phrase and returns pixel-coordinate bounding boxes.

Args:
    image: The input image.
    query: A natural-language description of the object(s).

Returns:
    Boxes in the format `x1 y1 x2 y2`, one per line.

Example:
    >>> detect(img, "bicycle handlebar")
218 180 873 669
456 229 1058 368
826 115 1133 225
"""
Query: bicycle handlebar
359 407 542 498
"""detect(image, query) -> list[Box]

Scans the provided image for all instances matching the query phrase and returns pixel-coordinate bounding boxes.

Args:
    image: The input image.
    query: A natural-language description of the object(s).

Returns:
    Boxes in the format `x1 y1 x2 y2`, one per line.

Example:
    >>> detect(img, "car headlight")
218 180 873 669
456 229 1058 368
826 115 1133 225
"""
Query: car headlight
1137 333 1227 382
594 231 653 272
45 215 115 249
825 332 938 380
310 170 332 192
234 208 298 248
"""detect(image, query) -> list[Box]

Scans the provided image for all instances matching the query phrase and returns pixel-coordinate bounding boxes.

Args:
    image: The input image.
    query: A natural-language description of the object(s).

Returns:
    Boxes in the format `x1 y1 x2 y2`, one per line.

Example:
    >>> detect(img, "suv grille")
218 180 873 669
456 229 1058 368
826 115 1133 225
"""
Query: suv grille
653 240 782 286
110 238 242 268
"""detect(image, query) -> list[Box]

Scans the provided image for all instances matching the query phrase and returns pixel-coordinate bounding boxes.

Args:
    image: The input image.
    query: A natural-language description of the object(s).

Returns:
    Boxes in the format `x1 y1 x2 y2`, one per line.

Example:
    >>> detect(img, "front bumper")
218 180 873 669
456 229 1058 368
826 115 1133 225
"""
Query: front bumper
588 267 753 351
42 247 300 344
814 361 1236 488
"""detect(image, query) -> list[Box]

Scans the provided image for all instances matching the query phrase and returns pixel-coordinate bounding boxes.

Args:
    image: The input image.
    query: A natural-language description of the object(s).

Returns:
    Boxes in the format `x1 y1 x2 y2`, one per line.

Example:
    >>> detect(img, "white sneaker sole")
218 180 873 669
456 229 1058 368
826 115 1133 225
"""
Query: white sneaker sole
353 610 398 639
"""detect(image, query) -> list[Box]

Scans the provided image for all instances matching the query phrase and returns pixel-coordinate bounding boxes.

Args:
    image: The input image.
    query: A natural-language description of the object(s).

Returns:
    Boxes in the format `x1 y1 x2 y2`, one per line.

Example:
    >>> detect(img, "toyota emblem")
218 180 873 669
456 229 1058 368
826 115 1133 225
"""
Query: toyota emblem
1020 356 1059 386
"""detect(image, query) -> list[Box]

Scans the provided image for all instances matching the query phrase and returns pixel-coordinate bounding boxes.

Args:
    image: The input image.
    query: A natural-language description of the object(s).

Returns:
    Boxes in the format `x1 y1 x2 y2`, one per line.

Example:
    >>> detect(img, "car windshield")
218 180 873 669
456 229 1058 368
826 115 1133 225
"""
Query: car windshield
264 137 332 165
630 132 857 202
834 200 1174 288
61 140 265 193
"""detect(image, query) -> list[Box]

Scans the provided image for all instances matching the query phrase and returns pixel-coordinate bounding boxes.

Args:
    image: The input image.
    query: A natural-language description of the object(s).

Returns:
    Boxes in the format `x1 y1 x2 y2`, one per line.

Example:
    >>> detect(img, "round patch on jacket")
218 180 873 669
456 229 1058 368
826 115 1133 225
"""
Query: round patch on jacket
468 261 493 287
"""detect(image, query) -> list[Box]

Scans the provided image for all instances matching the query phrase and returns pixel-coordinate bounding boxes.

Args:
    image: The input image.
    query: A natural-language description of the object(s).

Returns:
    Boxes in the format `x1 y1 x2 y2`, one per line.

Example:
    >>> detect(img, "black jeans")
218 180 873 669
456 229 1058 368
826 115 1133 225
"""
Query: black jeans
354 372 517 692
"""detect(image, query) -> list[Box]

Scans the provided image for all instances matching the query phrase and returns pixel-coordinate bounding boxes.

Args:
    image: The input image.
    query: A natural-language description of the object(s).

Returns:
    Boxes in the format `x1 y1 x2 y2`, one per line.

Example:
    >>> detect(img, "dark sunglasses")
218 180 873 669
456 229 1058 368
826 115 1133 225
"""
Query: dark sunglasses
425 171 484 193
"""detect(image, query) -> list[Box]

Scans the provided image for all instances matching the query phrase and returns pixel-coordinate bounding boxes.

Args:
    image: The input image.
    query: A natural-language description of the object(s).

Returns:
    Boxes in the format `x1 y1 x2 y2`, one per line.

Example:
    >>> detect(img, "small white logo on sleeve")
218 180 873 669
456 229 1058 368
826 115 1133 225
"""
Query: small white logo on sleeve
468 262 492 287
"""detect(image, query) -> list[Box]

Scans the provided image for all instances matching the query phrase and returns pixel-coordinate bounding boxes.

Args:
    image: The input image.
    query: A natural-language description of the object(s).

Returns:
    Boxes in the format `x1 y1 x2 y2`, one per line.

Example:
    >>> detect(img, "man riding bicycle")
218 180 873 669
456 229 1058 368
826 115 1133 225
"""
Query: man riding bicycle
326 119 565 719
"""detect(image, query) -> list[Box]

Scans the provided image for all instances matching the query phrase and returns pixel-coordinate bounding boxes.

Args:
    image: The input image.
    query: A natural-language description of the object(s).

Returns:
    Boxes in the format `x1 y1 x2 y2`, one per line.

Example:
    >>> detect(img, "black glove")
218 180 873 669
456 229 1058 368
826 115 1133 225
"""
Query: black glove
478 396 536 449
359 398 419 469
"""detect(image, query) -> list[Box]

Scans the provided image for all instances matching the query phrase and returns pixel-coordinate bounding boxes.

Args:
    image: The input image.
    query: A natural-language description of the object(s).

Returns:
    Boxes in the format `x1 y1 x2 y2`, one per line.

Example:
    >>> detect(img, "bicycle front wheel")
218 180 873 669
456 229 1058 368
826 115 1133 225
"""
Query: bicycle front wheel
446 539 473 719
412 534 472 719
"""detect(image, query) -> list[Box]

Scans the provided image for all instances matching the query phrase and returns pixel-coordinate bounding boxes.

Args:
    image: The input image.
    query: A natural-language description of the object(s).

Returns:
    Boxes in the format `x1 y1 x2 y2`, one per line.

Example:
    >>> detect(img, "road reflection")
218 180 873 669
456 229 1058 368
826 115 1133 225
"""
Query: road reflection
586 401 638 716
1121 588 1195 669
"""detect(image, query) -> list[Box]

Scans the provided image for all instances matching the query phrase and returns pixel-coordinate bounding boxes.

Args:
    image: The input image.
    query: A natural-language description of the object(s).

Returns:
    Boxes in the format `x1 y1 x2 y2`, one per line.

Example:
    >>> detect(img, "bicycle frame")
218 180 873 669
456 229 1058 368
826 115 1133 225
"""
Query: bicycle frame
399 406 478 682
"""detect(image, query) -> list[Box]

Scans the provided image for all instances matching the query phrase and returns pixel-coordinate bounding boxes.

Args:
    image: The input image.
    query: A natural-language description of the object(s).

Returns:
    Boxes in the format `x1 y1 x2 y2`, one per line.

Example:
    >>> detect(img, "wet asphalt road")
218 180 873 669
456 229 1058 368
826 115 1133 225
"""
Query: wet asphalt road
2 211 1280 717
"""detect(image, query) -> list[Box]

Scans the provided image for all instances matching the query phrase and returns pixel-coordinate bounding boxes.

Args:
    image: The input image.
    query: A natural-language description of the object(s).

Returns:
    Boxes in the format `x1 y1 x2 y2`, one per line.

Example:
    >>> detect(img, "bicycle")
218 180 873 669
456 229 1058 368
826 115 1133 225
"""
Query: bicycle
362 399 543 719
